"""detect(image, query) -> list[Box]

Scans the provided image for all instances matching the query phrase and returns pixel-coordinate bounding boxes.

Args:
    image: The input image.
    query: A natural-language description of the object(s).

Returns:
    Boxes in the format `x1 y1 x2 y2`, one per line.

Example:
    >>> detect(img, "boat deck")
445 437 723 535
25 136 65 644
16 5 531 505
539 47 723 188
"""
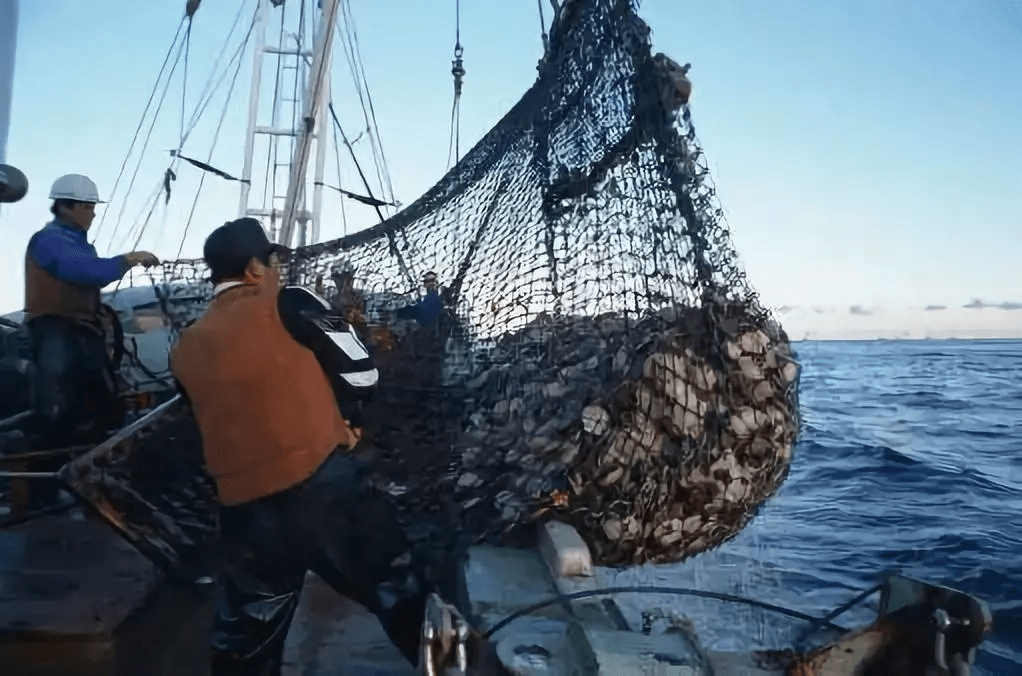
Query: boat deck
0 511 413 676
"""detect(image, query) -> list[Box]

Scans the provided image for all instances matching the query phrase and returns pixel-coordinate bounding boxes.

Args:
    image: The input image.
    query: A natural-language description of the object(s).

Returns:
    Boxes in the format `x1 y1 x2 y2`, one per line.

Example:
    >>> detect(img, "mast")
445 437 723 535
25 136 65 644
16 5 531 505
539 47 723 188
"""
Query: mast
0 0 19 166
237 0 268 223
279 0 339 248
238 0 338 247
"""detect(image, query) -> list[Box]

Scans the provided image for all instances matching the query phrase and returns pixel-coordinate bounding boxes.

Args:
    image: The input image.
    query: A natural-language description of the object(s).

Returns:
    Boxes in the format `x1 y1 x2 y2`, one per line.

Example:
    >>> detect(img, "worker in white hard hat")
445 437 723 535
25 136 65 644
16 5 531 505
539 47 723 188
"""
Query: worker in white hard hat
22 173 160 451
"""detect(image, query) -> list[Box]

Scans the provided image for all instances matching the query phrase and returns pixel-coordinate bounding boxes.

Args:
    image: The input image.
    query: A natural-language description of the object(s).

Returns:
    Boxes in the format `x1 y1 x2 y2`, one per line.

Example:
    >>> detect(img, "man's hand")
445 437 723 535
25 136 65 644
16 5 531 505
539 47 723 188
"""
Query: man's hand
124 251 161 268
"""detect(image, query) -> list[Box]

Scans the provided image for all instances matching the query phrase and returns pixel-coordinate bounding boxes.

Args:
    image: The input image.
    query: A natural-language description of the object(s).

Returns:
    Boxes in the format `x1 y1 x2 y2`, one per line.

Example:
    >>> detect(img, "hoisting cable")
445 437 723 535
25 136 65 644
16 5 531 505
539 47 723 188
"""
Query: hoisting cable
105 0 248 256
330 109 349 235
99 26 189 255
174 23 252 260
179 19 191 151
446 0 465 171
341 0 394 204
182 0 250 147
327 102 387 224
128 2 256 262
327 101 415 290
119 0 198 263
93 15 187 244
336 3 394 209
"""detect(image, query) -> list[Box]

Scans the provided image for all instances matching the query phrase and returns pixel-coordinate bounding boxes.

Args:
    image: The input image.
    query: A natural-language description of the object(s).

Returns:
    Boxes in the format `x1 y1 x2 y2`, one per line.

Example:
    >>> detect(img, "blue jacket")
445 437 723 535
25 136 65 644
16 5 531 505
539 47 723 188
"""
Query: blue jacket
27 220 126 287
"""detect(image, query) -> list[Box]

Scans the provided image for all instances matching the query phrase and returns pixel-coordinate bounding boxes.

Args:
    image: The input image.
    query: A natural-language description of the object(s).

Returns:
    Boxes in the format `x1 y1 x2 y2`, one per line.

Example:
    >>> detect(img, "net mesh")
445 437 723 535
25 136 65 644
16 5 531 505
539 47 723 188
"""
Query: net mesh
146 0 801 566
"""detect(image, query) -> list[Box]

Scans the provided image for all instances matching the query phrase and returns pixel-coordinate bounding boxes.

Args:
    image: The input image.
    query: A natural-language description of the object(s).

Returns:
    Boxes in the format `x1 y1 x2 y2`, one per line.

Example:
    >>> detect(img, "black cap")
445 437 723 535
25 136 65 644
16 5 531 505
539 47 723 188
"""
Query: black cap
203 218 291 282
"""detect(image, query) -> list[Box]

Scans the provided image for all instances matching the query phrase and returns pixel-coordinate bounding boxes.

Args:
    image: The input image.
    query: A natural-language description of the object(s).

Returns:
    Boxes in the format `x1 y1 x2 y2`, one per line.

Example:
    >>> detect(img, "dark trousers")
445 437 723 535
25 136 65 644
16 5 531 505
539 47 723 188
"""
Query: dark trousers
210 451 425 676
28 315 123 448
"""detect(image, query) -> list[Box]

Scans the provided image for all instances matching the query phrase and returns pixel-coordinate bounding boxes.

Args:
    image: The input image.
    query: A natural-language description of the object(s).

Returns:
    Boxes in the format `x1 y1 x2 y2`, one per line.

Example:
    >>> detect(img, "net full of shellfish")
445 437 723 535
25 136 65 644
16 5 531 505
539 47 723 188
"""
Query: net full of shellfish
139 0 802 567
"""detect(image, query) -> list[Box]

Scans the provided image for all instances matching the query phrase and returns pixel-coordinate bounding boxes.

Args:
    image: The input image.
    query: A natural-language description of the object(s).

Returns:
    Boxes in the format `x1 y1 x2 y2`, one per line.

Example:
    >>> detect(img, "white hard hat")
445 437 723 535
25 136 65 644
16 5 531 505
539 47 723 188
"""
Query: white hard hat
48 174 106 203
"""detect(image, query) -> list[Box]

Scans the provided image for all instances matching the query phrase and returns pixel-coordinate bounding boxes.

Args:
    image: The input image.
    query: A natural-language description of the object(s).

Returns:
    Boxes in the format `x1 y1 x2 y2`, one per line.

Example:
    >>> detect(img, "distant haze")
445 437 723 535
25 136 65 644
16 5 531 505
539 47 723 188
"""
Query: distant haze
776 304 1022 341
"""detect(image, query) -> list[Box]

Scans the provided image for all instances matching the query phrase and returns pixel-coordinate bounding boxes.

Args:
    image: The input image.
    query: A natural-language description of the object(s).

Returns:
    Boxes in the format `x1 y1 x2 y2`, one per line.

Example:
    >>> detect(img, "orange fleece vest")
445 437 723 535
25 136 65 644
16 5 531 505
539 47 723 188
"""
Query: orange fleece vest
170 279 355 505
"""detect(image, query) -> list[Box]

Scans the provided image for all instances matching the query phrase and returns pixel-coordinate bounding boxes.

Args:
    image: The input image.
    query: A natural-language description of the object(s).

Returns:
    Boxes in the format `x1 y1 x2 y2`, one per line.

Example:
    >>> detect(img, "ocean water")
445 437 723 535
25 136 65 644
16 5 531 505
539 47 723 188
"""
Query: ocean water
612 339 1021 674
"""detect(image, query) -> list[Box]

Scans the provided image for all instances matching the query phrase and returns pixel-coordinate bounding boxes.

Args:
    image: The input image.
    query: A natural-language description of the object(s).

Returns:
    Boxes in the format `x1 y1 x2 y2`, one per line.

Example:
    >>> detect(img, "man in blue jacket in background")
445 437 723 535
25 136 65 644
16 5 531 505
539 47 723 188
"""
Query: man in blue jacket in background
23 173 159 449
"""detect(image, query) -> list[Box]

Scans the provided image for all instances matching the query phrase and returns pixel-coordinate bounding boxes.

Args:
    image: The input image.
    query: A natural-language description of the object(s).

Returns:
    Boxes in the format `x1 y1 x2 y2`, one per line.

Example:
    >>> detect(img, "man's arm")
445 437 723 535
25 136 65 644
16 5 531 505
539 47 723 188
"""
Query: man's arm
28 229 127 287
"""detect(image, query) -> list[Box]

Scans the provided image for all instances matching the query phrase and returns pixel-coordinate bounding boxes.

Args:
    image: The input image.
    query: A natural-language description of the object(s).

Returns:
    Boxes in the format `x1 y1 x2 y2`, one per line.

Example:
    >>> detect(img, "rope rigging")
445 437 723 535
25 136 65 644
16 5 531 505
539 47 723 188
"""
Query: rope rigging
105 0 403 260
99 29 189 256
336 1 394 211
92 16 187 246
174 19 253 260
110 1 257 260
447 0 465 171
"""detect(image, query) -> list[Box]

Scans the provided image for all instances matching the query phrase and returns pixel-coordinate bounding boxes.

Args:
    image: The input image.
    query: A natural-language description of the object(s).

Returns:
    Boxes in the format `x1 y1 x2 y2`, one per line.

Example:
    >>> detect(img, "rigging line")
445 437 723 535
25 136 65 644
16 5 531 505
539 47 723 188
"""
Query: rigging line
336 9 389 206
334 21 379 194
447 0 465 170
345 0 394 206
100 31 189 256
137 4 259 256
110 178 164 286
184 0 248 135
179 3 258 150
176 23 250 260
94 17 186 242
330 112 348 236
446 95 458 171
118 177 164 251
327 102 384 223
180 20 191 148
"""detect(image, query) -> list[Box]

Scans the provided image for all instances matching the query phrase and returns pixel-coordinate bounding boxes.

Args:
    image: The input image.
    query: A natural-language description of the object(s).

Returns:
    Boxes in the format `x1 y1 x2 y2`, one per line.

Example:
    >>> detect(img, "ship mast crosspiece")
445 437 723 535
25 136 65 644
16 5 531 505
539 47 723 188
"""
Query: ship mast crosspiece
239 0 338 247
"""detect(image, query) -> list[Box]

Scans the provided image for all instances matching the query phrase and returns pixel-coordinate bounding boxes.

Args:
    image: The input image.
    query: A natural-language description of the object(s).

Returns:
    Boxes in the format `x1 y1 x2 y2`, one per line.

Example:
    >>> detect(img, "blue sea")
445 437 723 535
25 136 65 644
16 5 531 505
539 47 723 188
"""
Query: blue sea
610 339 1021 674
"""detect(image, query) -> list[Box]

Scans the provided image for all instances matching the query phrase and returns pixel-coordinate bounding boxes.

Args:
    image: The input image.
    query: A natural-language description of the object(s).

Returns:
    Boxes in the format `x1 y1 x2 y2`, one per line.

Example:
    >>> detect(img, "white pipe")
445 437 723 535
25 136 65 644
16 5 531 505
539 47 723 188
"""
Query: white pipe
0 0 20 166
279 0 339 248
310 60 331 245
238 0 269 220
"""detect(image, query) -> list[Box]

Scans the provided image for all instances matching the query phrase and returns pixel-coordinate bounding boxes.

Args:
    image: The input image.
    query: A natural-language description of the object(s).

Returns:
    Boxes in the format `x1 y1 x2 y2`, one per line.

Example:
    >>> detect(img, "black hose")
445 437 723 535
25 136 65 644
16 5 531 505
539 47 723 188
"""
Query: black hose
482 585 850 639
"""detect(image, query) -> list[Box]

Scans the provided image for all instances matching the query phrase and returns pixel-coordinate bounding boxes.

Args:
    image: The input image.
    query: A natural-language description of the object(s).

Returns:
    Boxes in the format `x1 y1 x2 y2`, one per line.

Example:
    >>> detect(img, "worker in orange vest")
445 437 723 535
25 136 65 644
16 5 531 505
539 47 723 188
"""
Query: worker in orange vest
170 218 424 675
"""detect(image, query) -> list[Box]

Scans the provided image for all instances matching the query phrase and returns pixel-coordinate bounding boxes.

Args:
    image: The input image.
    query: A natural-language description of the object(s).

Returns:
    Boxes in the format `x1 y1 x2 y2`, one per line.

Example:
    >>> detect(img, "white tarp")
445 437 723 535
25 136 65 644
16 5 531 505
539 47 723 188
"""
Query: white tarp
0 0 19 164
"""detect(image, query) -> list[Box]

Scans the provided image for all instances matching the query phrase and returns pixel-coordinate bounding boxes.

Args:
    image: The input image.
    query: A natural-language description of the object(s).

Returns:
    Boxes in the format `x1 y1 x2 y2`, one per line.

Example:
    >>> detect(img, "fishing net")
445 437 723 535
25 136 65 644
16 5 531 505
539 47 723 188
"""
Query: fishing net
146 0 801 566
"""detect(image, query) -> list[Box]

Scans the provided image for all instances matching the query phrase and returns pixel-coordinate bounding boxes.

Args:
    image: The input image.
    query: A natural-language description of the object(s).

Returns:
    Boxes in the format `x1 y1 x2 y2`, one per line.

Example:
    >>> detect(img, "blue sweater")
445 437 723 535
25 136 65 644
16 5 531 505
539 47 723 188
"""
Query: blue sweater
28 220 126 287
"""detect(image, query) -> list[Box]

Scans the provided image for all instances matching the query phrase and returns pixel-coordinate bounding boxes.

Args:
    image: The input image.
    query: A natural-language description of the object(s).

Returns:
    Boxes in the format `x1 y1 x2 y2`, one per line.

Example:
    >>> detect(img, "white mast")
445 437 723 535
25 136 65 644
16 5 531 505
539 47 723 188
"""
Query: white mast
238 0 338 247
0 0 19 166
279 0 339 248
237 0 268 224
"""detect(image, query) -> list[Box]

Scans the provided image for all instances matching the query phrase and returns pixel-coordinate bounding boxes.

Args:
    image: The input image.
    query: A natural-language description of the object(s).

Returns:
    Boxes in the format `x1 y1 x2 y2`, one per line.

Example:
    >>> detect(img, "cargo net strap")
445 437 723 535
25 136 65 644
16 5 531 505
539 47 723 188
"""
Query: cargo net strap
147 0 800 566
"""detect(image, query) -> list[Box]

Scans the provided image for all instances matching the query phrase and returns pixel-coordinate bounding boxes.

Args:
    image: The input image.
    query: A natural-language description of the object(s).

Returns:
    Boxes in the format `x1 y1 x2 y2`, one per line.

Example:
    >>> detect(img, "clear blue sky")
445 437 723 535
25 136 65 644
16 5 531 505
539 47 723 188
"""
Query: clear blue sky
2 0 1019 317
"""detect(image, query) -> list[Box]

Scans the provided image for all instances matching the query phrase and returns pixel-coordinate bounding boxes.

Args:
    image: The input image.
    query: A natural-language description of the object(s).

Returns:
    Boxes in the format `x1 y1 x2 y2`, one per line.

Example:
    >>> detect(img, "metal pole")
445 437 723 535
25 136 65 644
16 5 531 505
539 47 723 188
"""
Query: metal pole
310 61 331 245
278 0 339 247
238 0 269 219
0 471 59 479
0 0 17 166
